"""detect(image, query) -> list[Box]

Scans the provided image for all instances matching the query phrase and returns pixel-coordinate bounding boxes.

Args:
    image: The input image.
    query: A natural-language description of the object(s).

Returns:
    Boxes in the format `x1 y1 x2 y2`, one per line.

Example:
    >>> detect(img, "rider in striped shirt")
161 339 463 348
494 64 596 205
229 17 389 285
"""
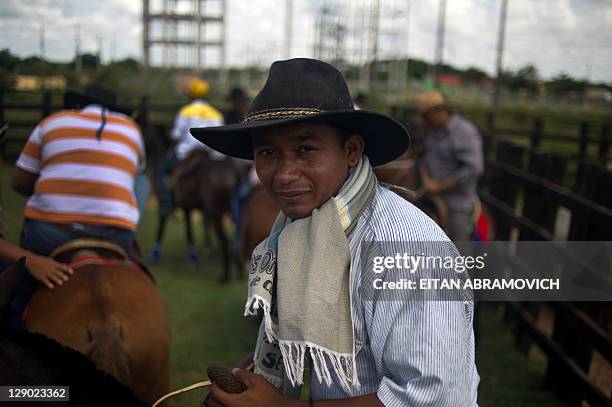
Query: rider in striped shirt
7 86 144 330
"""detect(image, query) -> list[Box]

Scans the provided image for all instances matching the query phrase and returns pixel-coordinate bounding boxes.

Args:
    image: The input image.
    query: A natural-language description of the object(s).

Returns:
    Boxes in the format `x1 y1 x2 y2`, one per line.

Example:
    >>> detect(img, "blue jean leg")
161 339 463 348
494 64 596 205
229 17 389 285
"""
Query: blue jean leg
155 151 180 216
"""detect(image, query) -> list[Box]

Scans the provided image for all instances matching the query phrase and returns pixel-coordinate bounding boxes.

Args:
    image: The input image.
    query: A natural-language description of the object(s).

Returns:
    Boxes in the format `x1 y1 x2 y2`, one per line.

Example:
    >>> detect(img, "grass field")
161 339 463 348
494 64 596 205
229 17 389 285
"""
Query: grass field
0 162 565 406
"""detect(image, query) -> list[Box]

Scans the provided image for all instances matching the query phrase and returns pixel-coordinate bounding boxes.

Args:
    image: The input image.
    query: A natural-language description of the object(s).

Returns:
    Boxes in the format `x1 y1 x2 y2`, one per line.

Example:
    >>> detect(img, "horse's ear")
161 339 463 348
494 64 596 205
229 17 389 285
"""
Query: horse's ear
0 257 27 311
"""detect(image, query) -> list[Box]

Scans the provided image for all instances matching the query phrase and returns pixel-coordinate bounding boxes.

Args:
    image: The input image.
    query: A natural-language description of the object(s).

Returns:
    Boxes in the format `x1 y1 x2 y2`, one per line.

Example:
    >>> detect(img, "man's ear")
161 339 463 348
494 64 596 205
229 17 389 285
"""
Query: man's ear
345 134 365 167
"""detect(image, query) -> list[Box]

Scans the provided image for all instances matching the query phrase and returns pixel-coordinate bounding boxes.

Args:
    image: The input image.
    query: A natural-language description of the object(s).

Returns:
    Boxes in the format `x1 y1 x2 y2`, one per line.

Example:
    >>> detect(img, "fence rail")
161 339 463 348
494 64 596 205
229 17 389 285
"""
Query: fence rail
392 108 612 406
391 106 611 166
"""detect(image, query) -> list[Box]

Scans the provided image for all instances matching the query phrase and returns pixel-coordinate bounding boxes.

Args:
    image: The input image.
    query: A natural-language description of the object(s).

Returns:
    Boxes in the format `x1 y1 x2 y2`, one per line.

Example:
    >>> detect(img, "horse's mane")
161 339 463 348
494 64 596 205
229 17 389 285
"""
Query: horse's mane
0 328 147 407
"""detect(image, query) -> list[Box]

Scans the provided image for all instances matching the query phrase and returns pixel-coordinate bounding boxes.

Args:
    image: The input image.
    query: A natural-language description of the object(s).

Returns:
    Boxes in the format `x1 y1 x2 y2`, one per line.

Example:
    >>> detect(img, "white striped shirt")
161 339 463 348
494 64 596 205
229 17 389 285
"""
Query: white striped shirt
15 105 144 231
310 185 479 406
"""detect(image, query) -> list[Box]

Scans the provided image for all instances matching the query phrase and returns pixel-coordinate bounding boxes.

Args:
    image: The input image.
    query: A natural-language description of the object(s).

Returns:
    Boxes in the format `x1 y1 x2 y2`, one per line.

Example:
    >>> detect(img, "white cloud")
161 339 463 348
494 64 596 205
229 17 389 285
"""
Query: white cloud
0 0 610 82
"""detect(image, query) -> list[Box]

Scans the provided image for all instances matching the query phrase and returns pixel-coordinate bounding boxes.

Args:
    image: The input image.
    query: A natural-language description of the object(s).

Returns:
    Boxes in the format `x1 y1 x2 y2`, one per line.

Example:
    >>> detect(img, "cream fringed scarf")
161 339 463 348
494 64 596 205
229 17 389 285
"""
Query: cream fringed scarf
245 156 376 394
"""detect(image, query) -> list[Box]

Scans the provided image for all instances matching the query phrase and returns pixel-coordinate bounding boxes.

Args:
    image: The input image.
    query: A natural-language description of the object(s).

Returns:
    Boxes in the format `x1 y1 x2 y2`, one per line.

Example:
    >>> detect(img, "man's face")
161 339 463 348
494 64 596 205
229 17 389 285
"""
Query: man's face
421 106 450 129
252 122 364 219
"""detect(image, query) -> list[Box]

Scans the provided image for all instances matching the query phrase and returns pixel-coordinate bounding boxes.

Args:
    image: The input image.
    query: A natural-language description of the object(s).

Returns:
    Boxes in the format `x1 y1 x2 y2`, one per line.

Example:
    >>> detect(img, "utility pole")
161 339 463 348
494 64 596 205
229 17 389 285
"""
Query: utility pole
142 0 150 70
96 35 103 68
220 0 228 92
75 24 82 84
433 0 446 88
400 0 411 98
358 0 369 92
284 0 293 59
492 0 508 110
368 0 380 90
110 34 116 63
39 22 46 90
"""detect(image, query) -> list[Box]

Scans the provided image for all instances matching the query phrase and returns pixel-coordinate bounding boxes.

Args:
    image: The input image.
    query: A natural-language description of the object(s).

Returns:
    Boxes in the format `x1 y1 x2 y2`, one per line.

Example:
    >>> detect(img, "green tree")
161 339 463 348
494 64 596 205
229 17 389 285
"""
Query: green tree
0 67 16 90
0 49 20 71
545 73 587 95
407 58 429 79
499 64 539 93
463 67 489 82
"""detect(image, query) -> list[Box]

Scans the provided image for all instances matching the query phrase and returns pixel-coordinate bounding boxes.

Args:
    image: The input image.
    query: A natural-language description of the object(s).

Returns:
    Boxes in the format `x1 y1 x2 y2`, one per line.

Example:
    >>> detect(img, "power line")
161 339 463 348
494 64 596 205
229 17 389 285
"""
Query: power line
492 0 508 110
433 0 446 87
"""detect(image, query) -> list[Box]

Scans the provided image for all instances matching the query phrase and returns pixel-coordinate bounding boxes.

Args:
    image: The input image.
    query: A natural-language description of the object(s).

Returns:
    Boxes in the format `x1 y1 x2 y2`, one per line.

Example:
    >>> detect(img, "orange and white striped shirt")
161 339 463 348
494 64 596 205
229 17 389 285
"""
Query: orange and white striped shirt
16 105 145 231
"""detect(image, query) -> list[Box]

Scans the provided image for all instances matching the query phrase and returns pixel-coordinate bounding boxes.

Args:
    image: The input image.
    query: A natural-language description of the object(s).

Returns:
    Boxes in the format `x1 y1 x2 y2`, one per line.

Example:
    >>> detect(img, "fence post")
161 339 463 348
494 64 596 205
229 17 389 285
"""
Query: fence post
489 141 525 240
599 123 609 164
41 90 51 119
486 111 495 135
530 118 543 150
578 121 589 160
0 89 4 125
0 89 5 158
138 96 149 129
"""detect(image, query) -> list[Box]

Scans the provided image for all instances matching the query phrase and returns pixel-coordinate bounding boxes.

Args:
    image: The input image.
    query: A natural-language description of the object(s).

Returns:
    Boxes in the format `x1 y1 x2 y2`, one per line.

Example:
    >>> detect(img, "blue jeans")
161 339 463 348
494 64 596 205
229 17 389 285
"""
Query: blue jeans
4 220 134 330
134 172 151 223
154 150 180 216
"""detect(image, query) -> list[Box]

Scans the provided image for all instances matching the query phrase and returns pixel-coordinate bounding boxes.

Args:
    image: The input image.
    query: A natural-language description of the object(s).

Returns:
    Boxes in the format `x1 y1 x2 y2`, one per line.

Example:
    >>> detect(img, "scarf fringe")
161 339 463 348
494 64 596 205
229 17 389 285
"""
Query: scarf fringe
279 340 361 392
245 295 276 342
246 296 361 392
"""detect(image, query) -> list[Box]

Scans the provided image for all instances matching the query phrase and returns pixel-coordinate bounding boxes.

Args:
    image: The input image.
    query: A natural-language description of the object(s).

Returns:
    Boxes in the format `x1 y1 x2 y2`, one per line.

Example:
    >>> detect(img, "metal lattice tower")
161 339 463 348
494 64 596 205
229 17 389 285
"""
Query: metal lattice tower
142 0 226 71
313 1 349 70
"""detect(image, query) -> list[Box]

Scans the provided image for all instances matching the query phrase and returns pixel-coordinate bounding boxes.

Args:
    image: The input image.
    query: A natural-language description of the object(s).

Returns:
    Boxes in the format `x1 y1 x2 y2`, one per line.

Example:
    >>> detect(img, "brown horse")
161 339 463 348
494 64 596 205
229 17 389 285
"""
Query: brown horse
169 152 245 281
240 185 280 263
19 241 171 405
374 148 449 229
145 121 245 281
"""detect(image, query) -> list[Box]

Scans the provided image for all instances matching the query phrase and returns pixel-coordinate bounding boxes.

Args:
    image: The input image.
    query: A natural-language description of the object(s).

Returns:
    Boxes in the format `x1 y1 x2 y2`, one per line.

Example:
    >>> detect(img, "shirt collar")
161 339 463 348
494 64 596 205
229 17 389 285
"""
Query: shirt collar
82 104 104 113
446 113 459 132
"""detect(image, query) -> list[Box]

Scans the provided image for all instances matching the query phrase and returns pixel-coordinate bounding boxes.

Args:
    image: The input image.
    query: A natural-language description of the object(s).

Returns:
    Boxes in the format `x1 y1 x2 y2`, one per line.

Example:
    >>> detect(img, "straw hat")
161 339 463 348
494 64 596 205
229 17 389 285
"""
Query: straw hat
416 90 446 113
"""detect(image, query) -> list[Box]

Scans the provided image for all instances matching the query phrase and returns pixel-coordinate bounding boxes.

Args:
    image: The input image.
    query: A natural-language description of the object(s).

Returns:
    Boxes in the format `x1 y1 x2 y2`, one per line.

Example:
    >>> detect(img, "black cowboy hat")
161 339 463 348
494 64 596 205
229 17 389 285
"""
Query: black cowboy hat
64 85 117 110
190 58 410 166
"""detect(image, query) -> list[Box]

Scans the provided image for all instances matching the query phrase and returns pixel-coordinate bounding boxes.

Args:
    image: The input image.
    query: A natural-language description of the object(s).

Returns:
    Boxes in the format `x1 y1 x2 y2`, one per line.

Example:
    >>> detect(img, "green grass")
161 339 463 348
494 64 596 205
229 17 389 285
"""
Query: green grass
0 162 565 406
475 304 565 407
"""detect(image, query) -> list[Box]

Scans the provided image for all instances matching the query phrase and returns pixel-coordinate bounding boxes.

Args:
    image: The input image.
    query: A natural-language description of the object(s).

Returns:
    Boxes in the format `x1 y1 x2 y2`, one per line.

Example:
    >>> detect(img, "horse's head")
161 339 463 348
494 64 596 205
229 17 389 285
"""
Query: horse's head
0 257 27 323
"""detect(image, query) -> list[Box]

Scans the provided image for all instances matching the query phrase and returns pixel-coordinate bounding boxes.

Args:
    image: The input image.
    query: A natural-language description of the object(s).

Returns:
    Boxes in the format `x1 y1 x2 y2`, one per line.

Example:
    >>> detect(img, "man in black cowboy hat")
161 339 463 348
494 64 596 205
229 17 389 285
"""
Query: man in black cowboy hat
195 59 478 406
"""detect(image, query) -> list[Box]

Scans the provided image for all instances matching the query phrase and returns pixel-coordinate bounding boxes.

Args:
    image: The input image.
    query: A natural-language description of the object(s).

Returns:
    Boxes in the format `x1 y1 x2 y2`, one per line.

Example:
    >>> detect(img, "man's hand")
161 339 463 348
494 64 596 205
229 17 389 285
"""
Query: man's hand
204 369 287 407
420 166 458 195
420 167 441 195
27 255 73 289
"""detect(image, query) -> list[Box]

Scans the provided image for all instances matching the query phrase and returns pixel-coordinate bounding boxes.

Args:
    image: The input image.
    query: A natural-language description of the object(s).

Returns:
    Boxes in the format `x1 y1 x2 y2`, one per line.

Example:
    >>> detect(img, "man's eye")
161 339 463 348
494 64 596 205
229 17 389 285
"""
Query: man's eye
257 148 275 156
299 145 316 153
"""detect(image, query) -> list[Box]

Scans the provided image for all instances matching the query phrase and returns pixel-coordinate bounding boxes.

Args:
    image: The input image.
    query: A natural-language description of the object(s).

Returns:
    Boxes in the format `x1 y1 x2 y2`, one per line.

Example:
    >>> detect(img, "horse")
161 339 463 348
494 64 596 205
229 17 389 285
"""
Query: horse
173 152 245 281
144 123 245 282
1 241 171 405
240 185 280 263
373 147 449 229
0 325 147 406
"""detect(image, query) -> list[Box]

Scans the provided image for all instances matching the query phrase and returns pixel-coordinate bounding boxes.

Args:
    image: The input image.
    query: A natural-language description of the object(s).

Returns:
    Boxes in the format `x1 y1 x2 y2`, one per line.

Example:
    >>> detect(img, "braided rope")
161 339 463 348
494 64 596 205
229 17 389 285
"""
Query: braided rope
151 362 254 407
244 108 322 123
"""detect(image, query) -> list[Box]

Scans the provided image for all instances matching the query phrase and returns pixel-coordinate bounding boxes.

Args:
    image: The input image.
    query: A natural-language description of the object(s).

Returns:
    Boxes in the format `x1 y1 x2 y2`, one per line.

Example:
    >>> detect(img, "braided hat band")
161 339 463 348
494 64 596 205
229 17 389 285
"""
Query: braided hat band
244 108 322 123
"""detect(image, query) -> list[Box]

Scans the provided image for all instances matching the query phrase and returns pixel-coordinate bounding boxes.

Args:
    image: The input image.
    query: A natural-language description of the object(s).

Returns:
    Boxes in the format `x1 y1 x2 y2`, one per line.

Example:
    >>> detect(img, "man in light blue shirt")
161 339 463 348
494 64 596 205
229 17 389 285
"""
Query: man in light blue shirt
194 59 478 407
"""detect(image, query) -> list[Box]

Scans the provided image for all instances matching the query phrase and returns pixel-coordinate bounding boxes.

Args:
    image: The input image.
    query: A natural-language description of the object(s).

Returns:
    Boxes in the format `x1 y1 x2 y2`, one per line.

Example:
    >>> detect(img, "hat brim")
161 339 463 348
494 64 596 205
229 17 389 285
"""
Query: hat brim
190 110 410 167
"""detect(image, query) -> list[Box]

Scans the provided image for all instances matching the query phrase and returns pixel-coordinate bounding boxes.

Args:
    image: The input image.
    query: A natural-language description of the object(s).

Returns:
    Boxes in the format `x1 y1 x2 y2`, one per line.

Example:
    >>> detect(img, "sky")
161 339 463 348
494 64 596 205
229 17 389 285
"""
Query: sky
0 0 610 83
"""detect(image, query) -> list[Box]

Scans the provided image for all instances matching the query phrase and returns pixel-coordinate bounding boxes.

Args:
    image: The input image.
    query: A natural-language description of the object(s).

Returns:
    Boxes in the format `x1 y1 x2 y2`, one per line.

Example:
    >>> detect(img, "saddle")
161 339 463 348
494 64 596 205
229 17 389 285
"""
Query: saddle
171 150 209 185
49 239 154 283
50 239 128 264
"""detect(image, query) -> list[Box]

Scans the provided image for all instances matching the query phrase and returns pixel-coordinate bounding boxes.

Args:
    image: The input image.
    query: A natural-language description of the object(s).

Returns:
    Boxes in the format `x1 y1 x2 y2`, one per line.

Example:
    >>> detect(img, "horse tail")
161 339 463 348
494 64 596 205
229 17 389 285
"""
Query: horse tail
86 317 131 386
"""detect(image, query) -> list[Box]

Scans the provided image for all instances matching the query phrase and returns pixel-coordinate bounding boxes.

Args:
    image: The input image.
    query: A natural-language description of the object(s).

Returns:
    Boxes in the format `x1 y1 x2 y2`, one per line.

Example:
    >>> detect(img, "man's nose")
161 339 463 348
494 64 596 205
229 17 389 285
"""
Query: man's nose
274 155 300 184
